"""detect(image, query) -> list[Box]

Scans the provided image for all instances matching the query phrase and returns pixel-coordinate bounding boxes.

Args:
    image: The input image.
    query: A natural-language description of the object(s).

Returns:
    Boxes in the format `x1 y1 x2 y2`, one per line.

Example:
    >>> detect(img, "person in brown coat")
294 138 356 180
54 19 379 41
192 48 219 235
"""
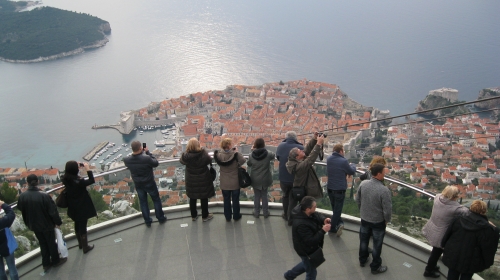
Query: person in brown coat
180 138 215 222
214 138 246 222
62 161 97 254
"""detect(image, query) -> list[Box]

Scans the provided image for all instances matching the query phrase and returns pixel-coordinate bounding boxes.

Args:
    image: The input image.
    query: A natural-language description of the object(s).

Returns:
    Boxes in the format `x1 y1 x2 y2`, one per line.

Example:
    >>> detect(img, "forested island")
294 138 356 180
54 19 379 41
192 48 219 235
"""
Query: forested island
0 2 111 62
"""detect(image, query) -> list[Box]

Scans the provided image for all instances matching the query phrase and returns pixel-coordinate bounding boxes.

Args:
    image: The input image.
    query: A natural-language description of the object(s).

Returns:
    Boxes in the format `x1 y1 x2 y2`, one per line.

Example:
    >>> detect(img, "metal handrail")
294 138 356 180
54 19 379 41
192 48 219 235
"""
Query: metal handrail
10 158 436 210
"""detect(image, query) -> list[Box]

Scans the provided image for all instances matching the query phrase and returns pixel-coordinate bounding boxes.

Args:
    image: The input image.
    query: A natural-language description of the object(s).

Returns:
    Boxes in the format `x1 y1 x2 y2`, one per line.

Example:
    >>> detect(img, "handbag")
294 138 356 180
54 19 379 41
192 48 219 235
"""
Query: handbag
5 228 18 254
209 163 217 181
235 153 252 188
307 246 325 268
56 188 68 208
291 168 309 201
55 228 68 258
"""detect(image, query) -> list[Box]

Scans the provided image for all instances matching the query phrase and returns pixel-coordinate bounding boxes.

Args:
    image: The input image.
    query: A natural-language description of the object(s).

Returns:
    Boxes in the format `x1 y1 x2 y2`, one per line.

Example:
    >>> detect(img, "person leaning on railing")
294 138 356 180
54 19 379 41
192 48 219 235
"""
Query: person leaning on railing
214 138 246 222
180 138 215 222
247 138 276 219
286 133 325 226
421 185 468 278
0 199 19 280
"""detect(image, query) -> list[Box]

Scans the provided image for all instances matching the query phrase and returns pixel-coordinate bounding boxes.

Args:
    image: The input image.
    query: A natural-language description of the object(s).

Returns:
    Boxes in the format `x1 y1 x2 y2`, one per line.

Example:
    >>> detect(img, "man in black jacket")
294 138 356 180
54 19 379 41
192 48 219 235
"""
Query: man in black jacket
284 196 331 280
124 141 167 227
17 174 65 271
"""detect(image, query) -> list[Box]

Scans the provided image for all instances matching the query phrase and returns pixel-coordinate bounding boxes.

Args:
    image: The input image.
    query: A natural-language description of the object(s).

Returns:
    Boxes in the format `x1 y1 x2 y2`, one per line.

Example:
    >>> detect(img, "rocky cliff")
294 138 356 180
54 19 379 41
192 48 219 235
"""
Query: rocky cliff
475 88 500 119
415 94 469 118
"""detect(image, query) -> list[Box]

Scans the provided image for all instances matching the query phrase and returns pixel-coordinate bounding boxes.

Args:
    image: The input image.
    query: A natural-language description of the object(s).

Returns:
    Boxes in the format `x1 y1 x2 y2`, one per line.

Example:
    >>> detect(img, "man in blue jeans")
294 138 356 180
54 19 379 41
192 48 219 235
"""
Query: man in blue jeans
284 196 331 280
356 163 392 274
124 141 167 227
326 143 356 236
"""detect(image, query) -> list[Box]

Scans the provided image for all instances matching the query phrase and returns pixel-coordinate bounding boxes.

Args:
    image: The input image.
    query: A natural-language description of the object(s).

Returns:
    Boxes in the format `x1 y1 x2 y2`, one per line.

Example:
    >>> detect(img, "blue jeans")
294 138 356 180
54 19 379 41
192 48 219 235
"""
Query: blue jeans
136 184 166 224
222 189 241 221
284 256 317 280
359 219 386 271
0 253 19 280
327 190 345 231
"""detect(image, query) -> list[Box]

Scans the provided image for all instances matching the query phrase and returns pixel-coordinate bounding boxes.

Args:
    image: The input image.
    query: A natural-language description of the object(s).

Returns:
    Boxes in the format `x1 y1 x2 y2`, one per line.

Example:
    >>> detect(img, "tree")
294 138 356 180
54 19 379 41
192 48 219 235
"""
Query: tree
132 195 153 211
89 189 108 212
0 182 18 204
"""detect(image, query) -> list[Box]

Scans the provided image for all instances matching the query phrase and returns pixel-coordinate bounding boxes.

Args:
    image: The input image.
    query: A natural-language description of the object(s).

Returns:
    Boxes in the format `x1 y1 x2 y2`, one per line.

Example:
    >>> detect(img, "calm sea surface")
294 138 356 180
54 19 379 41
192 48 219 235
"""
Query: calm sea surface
0 0 499 168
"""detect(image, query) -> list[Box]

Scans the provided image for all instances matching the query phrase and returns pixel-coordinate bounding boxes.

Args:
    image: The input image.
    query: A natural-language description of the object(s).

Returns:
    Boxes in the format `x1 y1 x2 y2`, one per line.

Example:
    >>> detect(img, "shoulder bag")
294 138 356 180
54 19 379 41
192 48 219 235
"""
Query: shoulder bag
56 188 68 208
235 153 252 188
5 228 18 254
307 246 325 268
209 163 217 181
292 168 308 201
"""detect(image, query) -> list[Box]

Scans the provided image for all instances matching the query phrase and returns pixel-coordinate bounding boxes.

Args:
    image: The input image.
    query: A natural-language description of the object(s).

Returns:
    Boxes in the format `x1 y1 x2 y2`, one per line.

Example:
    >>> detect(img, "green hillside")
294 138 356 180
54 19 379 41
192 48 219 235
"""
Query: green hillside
0 6 109 61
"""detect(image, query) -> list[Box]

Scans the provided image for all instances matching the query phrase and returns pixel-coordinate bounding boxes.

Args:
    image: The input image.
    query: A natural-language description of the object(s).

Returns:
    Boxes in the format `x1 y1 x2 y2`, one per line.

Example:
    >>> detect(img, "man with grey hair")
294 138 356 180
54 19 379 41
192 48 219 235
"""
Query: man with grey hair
285 133 325 226
276 131 304 222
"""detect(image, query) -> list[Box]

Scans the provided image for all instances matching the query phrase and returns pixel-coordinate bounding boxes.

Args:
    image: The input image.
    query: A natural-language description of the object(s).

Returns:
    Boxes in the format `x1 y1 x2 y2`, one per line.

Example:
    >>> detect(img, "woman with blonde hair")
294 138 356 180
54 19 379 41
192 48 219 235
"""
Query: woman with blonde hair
214 138 246 221
421 186 468 278
441 200 499 280
180 138 215 222
359 156 387 181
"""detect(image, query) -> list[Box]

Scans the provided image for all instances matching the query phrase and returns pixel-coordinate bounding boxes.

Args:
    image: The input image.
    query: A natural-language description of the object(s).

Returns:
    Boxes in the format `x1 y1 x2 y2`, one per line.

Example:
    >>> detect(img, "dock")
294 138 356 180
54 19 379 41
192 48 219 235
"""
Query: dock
82 141 109 161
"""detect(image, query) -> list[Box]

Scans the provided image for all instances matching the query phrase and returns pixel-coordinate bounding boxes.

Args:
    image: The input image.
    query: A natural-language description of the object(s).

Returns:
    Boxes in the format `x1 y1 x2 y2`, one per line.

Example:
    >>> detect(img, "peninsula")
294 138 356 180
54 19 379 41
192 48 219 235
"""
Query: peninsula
0 4 111 62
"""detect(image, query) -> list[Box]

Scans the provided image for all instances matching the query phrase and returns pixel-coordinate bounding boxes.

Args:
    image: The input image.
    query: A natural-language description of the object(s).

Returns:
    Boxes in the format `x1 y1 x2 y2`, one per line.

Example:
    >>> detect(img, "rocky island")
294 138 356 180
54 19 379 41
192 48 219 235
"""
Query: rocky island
0 3 111 62
415 88 469 118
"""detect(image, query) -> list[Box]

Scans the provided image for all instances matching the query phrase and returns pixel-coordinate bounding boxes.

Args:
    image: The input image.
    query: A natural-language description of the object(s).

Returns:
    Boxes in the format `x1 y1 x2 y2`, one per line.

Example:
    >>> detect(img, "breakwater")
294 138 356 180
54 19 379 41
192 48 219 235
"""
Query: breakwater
82 141 109 161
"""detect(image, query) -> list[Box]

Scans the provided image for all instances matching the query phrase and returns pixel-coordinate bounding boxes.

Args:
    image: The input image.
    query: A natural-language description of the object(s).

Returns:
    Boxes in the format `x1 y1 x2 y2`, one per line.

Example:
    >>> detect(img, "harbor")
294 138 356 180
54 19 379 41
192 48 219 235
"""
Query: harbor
82 141 109 161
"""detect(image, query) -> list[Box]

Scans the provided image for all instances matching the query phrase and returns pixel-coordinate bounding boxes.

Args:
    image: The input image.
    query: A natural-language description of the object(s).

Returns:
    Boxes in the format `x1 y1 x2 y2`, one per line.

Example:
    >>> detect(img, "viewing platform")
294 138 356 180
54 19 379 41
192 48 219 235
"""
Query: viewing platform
15 202 467 280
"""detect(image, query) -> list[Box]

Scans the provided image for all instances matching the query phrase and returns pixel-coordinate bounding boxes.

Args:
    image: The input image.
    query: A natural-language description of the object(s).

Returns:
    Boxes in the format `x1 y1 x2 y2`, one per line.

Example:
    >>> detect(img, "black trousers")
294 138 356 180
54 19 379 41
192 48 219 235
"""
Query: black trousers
74 219 88 235
189 198 209 219
425 247 443 271
34 230 60 267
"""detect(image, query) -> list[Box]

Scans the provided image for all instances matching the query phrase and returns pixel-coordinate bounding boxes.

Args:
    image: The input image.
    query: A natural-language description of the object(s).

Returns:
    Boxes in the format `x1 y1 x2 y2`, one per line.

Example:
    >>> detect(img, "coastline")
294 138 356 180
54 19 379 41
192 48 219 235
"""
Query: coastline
0 38 109 63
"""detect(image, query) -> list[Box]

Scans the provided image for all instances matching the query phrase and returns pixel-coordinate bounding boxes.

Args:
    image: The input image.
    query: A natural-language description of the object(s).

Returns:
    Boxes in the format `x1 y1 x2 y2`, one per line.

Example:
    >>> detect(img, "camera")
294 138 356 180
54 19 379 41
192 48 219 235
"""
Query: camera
79 163 84 167
318 132 327 138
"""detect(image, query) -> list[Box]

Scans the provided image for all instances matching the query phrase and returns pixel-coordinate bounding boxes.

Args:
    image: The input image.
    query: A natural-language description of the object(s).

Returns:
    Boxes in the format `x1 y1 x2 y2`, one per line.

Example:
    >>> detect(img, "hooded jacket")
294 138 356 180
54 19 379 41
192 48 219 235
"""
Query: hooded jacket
180 149 215 199
214 150 246 190
247 148 276 190
422 194 468 248
18 186 62 232
285 139 323 198
441 211 500 274
276 138 304 183
291 205 327 256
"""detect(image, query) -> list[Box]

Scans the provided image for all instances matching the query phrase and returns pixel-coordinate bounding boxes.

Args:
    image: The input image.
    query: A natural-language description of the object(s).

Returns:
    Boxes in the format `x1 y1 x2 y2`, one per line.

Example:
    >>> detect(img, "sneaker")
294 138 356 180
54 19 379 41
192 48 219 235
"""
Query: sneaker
145 223 152 228
203 213 214 222
371 266 388 274
336 224 344 237
192 216 198 221
53 257 67 267
264 212 270 218
159 218 167 224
